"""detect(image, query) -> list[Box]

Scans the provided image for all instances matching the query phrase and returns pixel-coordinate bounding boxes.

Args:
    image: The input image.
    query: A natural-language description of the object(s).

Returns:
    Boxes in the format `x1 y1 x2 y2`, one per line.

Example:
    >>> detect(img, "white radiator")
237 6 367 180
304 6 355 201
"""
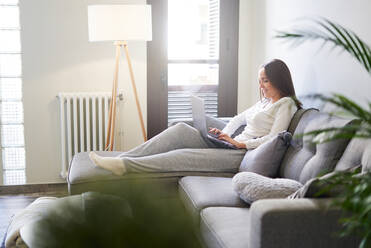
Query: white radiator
57 92 121 179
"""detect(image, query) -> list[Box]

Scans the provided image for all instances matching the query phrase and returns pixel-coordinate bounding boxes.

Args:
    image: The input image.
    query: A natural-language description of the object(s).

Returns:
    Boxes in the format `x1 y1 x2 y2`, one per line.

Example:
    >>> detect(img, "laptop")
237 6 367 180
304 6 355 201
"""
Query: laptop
191 95 238 149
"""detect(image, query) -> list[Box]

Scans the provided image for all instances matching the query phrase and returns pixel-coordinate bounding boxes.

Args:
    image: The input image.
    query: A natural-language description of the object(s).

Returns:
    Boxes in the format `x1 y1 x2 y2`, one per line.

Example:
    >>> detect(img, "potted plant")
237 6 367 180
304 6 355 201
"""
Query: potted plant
275 18 371 248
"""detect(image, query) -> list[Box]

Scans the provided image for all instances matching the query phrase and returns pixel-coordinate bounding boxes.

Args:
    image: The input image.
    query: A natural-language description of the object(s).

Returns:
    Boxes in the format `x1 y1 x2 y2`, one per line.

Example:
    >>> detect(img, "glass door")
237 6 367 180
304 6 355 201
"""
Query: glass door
167 0 219 125
147 0 238 139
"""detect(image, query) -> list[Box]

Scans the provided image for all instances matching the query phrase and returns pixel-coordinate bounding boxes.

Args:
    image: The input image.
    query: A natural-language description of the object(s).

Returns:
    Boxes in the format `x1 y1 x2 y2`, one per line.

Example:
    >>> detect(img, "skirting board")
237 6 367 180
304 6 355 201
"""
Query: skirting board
0 183 68 195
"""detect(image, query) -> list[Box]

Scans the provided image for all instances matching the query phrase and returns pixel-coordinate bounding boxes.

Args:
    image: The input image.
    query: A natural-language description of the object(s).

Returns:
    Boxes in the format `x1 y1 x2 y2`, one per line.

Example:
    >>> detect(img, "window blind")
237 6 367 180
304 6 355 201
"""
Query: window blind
167 0 220 126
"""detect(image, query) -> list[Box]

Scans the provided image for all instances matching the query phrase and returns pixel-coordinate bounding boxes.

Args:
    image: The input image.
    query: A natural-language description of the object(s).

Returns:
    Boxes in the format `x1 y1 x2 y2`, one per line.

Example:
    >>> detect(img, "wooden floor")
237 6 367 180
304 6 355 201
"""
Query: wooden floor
0 189 69 246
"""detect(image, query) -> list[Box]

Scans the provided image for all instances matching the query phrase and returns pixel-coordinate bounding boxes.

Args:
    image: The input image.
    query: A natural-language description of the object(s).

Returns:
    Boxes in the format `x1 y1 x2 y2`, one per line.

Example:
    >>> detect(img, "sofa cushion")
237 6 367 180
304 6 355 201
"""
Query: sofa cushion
239 132 292 177
178 176 247 223
232 172 302 204
279 110 354 184
200 207 250 248
69 151 234 184
68 152 235 195
335 137 371 172
289 165 361 199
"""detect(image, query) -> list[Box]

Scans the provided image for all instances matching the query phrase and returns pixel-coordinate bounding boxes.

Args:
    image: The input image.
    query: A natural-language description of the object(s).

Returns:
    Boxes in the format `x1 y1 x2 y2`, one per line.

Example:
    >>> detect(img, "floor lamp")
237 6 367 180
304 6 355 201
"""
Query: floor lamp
88 5 152 151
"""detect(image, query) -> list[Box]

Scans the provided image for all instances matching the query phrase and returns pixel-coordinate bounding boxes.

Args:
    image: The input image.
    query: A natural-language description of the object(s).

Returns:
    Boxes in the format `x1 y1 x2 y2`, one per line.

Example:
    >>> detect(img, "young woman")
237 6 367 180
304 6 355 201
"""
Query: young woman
89 59 302 176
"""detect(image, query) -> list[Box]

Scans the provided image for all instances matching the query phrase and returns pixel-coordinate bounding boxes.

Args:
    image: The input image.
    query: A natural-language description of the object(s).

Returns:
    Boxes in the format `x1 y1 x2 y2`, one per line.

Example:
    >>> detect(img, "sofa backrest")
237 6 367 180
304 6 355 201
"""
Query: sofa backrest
286 108 313 134
279 109 354 184
335 136 371 172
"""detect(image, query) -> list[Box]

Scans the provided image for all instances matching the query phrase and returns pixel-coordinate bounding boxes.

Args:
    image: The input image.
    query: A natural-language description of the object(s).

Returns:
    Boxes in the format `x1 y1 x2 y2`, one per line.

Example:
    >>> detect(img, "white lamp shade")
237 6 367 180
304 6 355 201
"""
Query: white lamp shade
88 5 152 42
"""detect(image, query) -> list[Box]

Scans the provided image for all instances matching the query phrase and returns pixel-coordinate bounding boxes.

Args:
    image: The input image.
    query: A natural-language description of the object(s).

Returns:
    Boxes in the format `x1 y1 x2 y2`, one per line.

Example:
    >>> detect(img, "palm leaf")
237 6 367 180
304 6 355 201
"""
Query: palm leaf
299 124 371 143
298 94 371 143
275 18 371 247
318 19 360 62
334 94 371 122
305 94 371 123
275 17 371 74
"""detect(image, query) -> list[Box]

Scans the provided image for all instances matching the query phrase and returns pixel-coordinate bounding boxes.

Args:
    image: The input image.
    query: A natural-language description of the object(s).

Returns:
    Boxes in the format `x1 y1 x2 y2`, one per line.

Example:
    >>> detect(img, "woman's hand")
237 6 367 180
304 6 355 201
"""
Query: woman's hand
218 133 246 149
208 127 221 135
208 128 246 149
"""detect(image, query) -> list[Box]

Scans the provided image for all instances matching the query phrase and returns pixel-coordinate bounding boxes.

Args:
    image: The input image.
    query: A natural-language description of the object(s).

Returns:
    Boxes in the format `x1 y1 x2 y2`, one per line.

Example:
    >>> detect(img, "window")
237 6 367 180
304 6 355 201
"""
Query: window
147 0 238 138
167 0 219 125
0 0 26 185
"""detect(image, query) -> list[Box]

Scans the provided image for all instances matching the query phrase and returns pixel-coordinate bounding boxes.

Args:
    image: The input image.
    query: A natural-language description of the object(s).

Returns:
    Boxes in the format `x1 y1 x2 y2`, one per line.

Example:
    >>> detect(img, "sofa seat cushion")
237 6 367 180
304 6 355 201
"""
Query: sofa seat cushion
179 176 247 223
200 207 250 248
69 152 216 185
68 152 234 195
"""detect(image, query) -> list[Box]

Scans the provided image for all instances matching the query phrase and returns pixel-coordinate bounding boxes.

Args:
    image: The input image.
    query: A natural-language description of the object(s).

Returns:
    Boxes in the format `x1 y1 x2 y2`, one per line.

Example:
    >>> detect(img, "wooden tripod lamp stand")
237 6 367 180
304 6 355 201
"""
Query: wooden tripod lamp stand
88 5 152 151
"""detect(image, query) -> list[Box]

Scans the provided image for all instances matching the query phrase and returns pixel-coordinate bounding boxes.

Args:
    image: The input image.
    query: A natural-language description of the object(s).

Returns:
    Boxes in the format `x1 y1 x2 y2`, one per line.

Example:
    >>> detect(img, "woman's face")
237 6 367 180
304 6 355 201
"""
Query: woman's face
258 68 281 102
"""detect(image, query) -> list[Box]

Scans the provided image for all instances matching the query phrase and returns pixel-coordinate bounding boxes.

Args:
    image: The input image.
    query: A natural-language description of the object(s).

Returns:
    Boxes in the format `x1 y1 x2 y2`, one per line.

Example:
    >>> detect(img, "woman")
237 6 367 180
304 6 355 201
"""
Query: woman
89 59 302 176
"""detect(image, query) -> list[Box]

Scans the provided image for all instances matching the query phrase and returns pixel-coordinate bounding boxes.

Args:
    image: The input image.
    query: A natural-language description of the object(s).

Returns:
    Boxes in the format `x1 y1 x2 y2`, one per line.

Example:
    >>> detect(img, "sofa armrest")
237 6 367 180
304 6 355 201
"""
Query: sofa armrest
248 198 359 248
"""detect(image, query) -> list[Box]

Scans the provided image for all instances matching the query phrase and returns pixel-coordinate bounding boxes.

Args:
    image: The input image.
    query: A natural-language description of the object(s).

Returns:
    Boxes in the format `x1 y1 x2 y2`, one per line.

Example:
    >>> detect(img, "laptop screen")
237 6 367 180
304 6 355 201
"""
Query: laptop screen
191 95 208 138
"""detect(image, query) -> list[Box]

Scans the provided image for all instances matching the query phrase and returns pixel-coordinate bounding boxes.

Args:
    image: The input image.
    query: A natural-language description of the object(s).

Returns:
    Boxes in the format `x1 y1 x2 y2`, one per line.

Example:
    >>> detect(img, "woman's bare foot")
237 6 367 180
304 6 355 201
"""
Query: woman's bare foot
89 152 126 176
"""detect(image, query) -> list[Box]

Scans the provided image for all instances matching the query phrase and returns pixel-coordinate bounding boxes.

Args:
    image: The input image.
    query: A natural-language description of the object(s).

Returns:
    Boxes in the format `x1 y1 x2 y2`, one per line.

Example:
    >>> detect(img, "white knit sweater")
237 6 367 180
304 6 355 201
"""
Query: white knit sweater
222 97 298 149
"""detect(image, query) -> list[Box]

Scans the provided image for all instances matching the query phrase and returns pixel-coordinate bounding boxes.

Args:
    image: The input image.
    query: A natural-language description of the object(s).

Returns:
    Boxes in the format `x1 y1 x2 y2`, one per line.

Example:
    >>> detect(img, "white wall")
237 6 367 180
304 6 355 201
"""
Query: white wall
238 0 371 111
238 0 267 111
17 0 371 184
20 0 146 184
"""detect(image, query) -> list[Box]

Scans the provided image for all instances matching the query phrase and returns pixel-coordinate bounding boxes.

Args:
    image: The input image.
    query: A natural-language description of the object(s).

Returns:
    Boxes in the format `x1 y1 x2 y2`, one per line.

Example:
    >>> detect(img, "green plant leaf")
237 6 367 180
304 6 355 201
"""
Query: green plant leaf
324 19 367 68
334 94 371 121
275 17 371 74
275 17 371 248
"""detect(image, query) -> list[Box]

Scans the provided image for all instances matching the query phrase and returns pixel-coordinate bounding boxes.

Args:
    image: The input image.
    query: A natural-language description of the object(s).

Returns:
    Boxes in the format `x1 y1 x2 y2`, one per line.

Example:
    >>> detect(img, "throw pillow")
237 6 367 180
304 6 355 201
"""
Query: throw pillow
239 131 292 178
232 172 303 204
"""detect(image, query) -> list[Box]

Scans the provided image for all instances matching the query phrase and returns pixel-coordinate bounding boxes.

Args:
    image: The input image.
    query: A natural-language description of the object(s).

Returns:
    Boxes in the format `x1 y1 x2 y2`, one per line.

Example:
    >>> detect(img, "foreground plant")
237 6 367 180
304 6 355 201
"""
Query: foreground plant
22 183 201 248
303 94 371 141
276 17 371 248
314 168 371 248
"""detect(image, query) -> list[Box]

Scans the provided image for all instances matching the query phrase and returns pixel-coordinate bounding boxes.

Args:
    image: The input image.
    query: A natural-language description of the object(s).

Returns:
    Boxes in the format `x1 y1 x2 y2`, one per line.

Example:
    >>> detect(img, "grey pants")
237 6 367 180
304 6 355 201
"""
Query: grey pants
119 123 246 173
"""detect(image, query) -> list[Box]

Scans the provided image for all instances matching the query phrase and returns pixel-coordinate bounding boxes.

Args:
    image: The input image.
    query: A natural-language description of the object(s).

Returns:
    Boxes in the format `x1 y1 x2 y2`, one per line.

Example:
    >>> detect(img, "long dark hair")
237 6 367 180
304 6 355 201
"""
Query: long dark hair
261 59 302 109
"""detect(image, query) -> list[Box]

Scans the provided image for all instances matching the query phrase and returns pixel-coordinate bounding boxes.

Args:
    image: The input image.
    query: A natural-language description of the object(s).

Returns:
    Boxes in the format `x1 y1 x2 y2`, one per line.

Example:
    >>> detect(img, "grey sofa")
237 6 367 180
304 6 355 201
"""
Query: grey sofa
68 118 244 196
66 108 370 248
67 111 301 196
178 109 370 248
